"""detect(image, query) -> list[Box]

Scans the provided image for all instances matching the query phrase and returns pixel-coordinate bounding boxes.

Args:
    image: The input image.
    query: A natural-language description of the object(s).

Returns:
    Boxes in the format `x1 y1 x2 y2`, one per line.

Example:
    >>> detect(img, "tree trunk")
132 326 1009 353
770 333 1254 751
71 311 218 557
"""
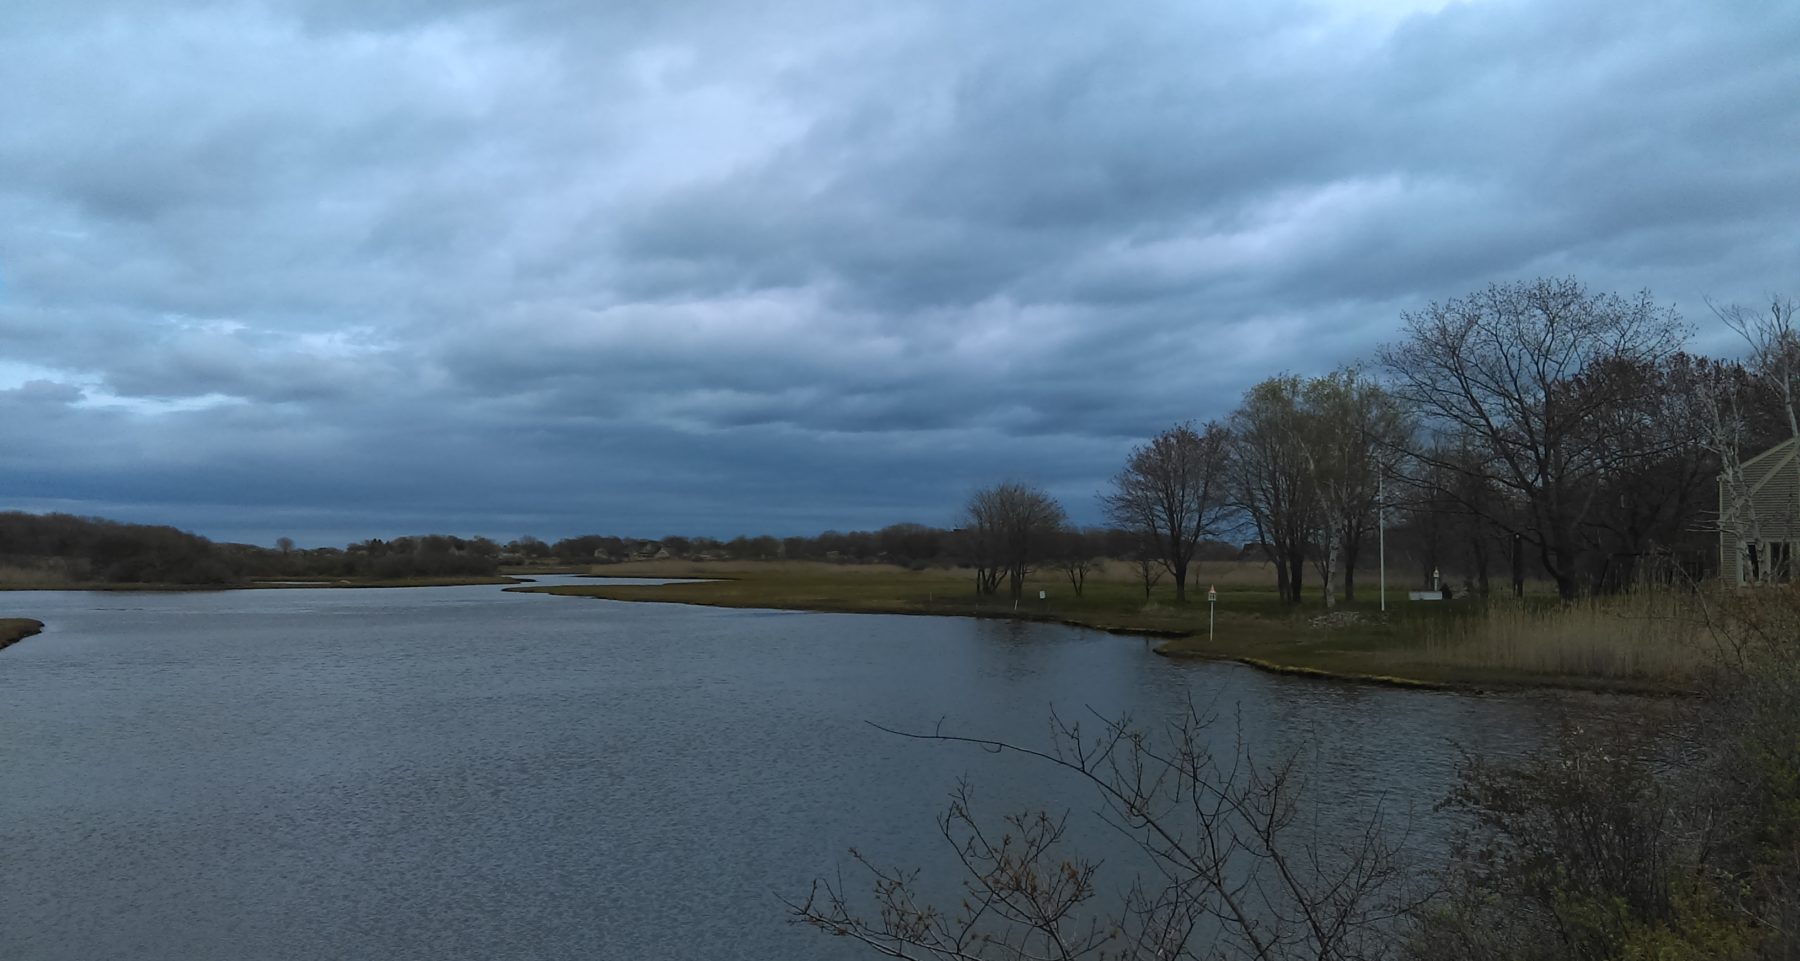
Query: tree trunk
1172 560 1188 602
1544 542 1581 601
1553 572 1579 602
1322 539 1338 611
1534 536 1578 601
1341 531 1360 602
1287 552 1306 605
1469 532 1490 597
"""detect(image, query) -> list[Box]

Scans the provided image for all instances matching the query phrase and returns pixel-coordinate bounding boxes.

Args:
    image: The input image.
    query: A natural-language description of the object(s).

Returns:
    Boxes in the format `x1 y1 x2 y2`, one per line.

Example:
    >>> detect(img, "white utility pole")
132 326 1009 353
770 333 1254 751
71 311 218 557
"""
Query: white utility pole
1379 474 1387 613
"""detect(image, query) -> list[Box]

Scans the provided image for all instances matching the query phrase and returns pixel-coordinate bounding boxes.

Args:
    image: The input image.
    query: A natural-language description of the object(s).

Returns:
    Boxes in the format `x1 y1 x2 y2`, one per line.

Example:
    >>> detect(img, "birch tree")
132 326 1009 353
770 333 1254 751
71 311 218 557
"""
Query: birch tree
1297 370 1411 606
1711 296 1800 581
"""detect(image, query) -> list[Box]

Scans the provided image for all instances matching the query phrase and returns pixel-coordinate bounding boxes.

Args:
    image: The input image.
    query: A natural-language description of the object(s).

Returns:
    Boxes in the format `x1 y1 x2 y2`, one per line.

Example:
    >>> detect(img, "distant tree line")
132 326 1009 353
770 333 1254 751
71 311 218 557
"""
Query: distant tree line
503 524 1240 579
0 512 236 584
0 512 503 584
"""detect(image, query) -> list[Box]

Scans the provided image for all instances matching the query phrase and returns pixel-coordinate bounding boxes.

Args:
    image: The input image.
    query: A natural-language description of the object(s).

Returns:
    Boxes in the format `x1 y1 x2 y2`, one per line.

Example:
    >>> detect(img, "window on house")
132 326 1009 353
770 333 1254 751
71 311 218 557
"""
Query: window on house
1772 541 1795 582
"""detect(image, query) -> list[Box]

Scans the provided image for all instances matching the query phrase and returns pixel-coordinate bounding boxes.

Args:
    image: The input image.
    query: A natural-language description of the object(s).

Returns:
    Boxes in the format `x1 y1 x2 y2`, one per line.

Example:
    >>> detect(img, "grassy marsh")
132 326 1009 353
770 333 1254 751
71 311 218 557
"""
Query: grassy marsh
0 617 44 652
1385 591 1714 685
511 559 1719 693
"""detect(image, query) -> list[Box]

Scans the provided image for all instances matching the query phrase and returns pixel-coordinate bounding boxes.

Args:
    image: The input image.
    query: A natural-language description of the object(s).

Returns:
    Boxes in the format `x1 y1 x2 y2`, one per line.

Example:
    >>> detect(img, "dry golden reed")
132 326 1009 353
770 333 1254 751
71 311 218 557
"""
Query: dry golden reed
1402 589 1717 682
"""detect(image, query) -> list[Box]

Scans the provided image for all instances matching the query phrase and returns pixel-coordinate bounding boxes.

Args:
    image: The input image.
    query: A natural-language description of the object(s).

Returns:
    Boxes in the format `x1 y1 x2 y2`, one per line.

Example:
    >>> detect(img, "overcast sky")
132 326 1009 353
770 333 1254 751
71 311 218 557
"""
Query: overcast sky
1 0 1795 545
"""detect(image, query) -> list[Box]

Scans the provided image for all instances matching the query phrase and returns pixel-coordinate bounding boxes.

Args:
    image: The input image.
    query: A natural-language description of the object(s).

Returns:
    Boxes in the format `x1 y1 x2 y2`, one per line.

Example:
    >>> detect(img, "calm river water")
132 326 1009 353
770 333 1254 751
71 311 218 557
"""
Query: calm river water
1 577 1605 959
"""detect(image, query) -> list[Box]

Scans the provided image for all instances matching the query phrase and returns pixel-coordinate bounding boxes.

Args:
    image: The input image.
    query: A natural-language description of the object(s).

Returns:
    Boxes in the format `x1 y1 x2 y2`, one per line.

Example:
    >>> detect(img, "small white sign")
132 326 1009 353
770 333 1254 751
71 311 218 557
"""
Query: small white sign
1038 590 1046 600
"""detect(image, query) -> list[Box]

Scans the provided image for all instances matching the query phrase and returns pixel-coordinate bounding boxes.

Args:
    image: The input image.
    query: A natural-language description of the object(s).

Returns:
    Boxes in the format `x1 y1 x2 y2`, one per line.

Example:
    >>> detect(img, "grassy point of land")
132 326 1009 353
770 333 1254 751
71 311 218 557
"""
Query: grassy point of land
245 575 523 589
0 618 45 652
511 559 1712 695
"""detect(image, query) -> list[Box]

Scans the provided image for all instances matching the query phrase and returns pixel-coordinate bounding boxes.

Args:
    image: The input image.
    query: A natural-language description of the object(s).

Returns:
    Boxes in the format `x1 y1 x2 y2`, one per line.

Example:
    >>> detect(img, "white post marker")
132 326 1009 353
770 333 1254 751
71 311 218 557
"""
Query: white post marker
1207 584 1217 641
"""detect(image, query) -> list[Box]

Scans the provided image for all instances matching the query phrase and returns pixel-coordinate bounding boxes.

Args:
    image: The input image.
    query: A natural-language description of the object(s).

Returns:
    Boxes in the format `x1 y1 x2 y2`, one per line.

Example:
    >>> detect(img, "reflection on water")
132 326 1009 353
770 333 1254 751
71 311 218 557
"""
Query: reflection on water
0 579 1606 960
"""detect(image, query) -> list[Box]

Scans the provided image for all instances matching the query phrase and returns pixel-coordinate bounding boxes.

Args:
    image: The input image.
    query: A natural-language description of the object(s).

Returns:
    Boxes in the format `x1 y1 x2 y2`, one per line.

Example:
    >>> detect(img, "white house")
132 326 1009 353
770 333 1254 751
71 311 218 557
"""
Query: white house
1720 437 1800 585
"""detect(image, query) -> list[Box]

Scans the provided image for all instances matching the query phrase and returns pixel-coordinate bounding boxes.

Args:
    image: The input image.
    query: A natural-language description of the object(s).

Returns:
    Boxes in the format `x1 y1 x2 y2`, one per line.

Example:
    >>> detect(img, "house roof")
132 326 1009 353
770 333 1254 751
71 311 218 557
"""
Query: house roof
1740 437 1799 472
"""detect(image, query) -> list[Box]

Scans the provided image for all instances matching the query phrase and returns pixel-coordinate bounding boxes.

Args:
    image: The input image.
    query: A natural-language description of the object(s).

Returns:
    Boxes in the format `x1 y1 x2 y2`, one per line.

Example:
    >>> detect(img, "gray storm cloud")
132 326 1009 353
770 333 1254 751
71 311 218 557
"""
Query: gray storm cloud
0 0 1794 544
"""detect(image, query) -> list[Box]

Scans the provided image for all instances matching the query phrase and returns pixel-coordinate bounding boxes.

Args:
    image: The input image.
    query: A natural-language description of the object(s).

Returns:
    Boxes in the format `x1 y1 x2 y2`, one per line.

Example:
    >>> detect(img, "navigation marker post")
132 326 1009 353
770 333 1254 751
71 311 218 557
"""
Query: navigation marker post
1207 584 1217 641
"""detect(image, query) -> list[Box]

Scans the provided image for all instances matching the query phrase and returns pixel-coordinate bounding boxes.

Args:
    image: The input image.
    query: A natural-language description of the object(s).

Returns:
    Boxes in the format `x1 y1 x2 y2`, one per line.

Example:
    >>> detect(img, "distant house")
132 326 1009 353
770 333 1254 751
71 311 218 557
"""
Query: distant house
1720 438 1800 584
628 540 671 562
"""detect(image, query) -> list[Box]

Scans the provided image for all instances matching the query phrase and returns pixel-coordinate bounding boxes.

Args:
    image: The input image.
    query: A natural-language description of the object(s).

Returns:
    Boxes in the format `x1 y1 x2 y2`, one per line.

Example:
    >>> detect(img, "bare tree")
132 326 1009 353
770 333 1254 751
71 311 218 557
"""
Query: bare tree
1700 358 1772 583
1230 376 1318 605
1131 537 1165 601
1714 295 1800 441
1379 278 1687 600
1442 435 1500 597
1579 353 1720 589
1055 527 1101 597
789 705 1422 960
964 482 1068 603
1103 422 1234 604
958 496 1006 596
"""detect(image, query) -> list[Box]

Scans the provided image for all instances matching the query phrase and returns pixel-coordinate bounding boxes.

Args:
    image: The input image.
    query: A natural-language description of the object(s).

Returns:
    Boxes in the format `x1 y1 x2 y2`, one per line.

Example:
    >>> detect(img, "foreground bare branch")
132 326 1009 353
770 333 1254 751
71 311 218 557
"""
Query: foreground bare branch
788 705 1424 960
